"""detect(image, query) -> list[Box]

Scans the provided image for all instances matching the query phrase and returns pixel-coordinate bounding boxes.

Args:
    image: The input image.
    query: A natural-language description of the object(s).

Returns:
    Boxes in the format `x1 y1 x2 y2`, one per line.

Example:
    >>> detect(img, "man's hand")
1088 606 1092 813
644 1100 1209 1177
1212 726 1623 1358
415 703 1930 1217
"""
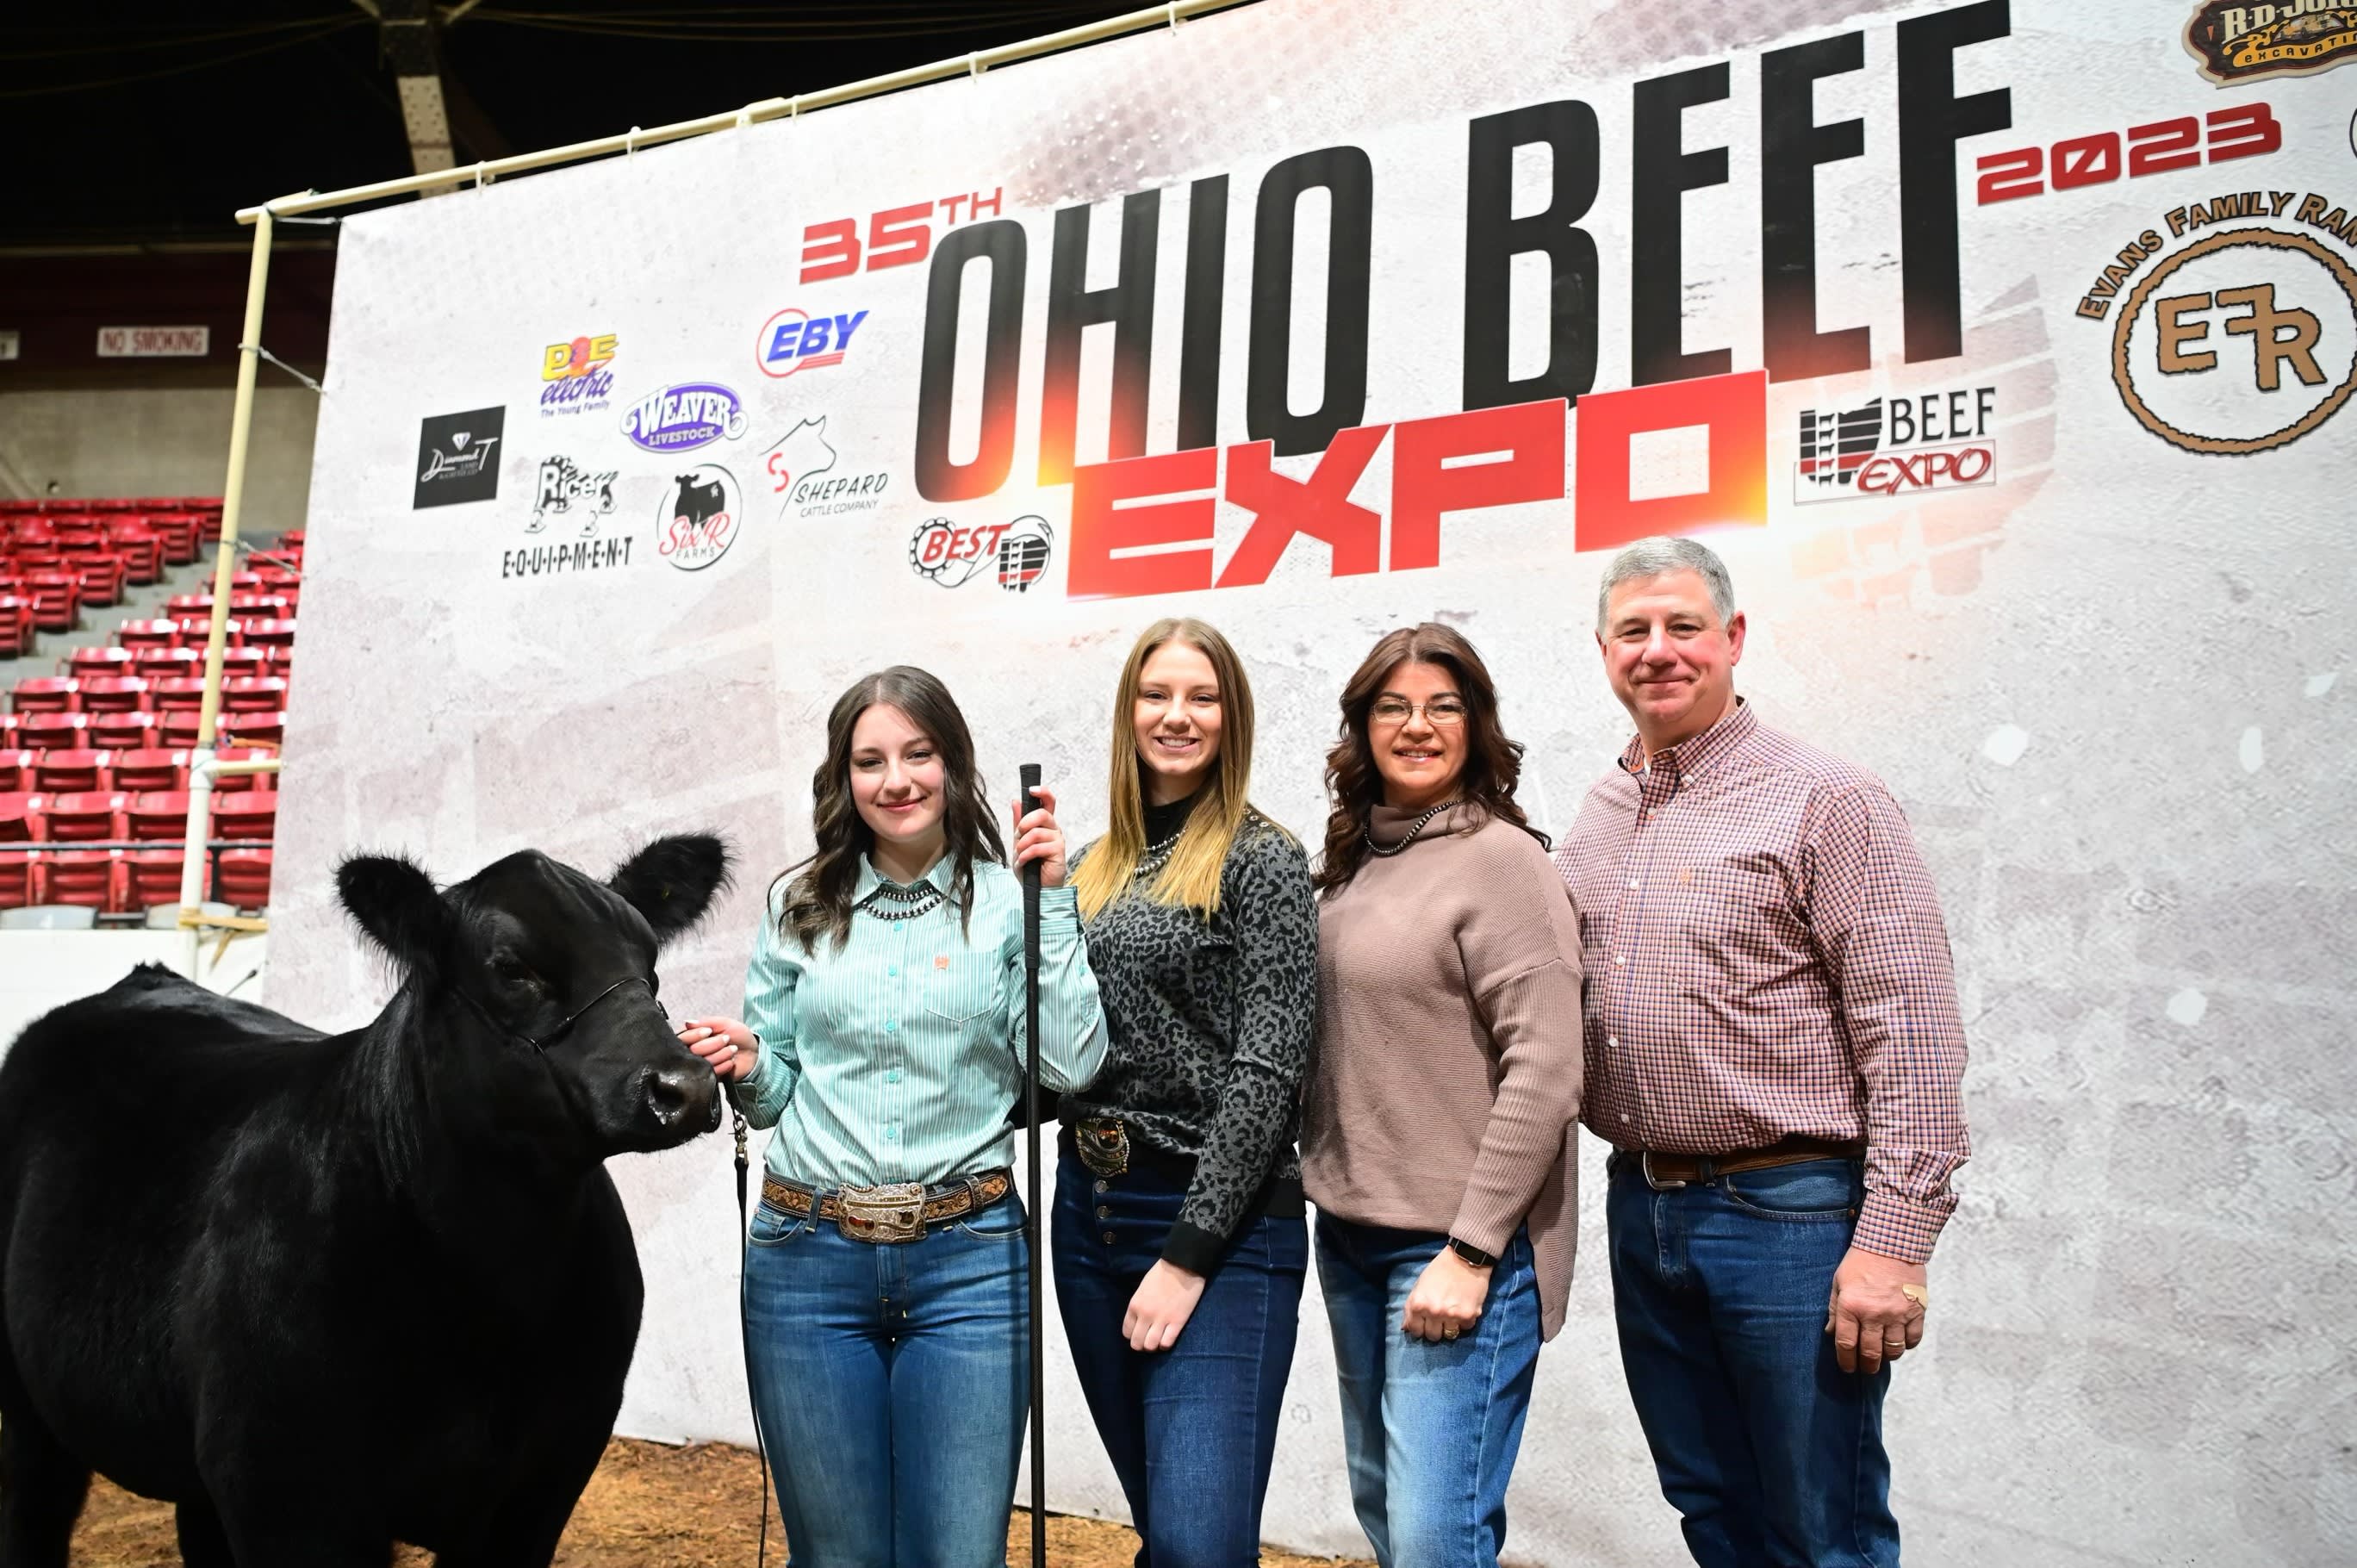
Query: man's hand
1826 1246 1927 1374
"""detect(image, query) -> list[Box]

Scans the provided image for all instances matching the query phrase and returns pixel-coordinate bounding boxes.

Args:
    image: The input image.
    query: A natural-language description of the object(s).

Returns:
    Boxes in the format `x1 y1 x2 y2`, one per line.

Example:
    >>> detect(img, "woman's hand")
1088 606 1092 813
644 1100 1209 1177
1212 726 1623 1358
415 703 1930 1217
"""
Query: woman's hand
1123 1260 1207 1352
1011 784 1069 889
1402 1247 1491 1343
678 1016 759 1082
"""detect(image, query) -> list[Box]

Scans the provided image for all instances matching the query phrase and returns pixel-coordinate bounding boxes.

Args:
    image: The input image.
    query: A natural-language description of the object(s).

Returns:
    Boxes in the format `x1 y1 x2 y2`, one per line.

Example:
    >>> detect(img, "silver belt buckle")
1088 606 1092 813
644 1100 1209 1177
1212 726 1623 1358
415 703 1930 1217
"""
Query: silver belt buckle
1640 1152 1688 1192
837 1180 928 1242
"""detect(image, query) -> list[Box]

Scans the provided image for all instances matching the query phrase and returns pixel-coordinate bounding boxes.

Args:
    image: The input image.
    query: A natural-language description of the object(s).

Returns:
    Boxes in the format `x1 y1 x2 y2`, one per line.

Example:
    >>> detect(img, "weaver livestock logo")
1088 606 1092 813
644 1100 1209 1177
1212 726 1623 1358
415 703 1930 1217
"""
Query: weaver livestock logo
762 415 890 518
413 407 506 509
1794 387 1997 503
527 456 618 534
659 464 743 571
540 333 618 417
2184 1 2357 84
2084 192 2357 454
756 308 869 379
908 515 1053 592
621 383 746 453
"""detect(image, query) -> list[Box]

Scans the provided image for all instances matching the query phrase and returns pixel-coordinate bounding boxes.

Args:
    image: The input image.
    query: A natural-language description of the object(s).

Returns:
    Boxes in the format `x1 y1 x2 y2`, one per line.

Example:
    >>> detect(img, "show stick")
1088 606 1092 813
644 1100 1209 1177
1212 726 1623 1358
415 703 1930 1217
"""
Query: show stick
1018 761 1047 1568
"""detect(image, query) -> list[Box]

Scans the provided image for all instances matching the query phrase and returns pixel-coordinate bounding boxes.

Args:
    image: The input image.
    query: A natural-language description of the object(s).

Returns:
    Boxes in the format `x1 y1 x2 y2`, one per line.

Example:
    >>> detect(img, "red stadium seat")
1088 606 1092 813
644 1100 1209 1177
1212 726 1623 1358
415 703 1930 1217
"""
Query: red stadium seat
116 619 182 651
149 676 209 712
241 619 297 651
159 712 203 749
150 515 199 565
277 530 306 551
24 574 81 633
9 677 79 715
72 554 127 608
68 646 140 680
16 713 90 752
174 617 244 644
88 710 159 750
0 800 33 910
210 790 277 843
104 523 163 584
127 848 189 912
0 596 34 657
0 750 31 790
38 791 126 842
221 677 287 713
218 650 271 681
76 676 149 714
211 748 273 792
109 749 188 793
34 849 123 912
227 594 289 619
227 572 264 593
215 847 273 908
127 791 190 842
30 751 110 794
164 594 215 617
220 711 285 750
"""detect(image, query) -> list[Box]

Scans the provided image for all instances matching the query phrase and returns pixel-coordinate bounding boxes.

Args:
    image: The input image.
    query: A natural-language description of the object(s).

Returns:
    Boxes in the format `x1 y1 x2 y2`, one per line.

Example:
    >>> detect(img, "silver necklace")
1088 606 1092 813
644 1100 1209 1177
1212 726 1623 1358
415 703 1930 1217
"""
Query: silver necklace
1362 800 1455 858
1134 825 1185 880
863 880 943 921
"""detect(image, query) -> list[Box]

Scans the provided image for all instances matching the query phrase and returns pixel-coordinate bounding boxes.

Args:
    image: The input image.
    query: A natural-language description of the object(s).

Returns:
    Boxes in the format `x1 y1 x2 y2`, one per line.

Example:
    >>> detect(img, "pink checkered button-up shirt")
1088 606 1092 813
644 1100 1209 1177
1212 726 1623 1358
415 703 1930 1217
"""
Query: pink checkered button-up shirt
1552 699 1969 1263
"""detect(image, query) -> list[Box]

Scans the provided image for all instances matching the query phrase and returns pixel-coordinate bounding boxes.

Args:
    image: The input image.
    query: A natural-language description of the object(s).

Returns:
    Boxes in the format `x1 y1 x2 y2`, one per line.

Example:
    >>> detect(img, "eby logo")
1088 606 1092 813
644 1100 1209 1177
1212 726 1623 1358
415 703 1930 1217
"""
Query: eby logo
757 308 868 379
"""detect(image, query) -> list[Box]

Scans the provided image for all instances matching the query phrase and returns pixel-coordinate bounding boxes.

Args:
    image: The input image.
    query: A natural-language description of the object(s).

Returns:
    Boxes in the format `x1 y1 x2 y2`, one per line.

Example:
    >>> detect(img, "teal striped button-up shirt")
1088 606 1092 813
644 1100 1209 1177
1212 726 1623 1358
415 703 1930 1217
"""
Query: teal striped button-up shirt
731 855 1108 1192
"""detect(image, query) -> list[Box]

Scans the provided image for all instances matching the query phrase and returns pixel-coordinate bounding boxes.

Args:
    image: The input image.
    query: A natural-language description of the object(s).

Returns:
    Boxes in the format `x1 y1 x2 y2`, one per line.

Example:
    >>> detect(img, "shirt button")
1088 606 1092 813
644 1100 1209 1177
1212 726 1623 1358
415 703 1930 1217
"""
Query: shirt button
886 1069 901 1084
887 965 899 977
1627 879 1639 891
892 921 904 931
884 1125 900 1141
1614 955 1626 967
1620 1113 1632 1124
1606 1036 1618 1048
884 1019 899 1032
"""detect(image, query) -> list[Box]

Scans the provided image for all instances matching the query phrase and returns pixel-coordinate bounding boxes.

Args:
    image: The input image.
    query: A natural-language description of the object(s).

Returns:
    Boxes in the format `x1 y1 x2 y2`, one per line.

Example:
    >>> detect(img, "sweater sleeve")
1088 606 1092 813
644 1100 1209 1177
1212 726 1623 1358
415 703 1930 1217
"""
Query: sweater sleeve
1447 826 1586 1256
1164 828 1318 1272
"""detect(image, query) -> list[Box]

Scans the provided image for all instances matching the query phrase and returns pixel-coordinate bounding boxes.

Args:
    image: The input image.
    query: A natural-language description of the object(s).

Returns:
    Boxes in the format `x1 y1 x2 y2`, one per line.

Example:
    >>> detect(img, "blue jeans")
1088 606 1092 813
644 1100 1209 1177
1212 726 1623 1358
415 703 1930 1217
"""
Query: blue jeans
1050 1152 1306 1568
1607 1154 1900 1567
742 1193 1029 1568
1315 1216 1543 1568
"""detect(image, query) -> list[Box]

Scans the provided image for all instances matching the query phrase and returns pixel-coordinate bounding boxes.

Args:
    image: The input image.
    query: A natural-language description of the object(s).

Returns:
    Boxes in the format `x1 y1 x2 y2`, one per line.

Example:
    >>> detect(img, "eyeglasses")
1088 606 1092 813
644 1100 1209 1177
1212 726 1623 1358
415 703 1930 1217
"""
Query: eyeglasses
1369 696 1467 728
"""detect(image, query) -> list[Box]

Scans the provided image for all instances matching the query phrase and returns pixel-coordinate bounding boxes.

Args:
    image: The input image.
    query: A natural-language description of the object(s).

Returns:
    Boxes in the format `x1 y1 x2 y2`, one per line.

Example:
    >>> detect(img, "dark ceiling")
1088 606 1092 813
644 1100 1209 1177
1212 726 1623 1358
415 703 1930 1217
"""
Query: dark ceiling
1 1 1161 247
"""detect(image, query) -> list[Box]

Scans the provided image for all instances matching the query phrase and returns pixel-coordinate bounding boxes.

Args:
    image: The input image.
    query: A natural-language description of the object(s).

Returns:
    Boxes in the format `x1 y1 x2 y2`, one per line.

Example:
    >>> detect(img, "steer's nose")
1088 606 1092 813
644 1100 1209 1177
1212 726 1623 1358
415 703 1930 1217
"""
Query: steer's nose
644 1062 718 1133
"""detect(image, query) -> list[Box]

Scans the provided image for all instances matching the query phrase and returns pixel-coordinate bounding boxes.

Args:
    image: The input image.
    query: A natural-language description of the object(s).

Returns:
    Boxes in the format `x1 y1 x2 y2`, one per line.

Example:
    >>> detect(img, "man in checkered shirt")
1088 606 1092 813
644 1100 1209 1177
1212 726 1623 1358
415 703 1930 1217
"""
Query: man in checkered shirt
1554 536 1968 1568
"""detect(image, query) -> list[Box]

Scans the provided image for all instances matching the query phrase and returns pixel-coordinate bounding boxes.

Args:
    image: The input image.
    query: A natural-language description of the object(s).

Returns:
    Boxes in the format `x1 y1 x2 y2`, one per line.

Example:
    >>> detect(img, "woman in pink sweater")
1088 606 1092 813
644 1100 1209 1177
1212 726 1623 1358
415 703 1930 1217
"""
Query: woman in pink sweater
1301 623 1584 1568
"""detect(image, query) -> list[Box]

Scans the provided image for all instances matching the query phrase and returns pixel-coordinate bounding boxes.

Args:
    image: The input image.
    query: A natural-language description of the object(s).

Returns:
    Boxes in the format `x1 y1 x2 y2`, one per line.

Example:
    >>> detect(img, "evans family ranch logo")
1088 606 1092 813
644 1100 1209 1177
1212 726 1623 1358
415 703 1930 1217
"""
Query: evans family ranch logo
659 464 743 571
540 332 617 417
620 382 747 454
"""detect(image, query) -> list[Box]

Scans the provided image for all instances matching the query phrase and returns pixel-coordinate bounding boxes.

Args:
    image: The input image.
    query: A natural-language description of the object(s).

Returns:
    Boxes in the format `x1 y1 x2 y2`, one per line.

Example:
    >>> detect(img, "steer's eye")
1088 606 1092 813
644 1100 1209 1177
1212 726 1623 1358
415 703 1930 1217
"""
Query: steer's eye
490 955 540 991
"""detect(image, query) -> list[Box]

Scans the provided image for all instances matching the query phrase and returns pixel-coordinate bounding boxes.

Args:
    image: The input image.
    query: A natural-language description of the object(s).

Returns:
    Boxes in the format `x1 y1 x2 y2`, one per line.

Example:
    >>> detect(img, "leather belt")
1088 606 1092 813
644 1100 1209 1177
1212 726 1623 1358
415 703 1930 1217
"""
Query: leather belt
1622 1135 1865 1192
761 1167 1012 1243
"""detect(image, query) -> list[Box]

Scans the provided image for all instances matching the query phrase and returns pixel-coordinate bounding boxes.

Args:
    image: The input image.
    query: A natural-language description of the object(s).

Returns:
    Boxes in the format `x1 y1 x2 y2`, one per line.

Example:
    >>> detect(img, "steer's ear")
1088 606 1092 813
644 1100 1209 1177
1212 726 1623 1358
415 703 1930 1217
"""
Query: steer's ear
609 833 734 945
337 854 453 977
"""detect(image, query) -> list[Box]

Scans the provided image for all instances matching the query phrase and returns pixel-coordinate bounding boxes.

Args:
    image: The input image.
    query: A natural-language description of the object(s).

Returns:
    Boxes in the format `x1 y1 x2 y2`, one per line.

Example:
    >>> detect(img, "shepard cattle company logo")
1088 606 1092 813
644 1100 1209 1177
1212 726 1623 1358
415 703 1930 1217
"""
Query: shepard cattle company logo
659 464 743 571
414 406 505 509
2184 1 2357 84
756 307 869 379
527 456 618 533
762 415 890 518
540 332 617 417
909 515 1053 593
1793 386 1996 503
621 382 747 453
2080 190 2357 454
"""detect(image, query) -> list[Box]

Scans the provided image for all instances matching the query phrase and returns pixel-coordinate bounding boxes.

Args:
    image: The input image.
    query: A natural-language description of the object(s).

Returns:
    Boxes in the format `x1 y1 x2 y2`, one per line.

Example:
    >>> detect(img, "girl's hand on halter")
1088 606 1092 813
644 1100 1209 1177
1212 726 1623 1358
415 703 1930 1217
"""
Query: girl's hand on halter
1011 785 1069 889
679 1016 758 1082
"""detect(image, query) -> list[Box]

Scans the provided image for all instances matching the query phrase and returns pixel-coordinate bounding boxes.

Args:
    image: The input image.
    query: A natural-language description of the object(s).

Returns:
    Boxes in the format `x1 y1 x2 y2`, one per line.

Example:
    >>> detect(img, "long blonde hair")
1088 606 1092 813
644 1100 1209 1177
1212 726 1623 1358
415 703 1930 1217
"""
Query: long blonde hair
1073 619 1259 921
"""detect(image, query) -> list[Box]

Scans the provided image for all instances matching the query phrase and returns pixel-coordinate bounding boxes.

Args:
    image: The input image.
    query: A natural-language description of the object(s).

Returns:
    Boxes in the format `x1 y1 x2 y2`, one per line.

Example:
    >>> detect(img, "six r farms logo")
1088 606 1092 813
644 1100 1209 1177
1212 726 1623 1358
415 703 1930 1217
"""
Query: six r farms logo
527 456 617 534
1793 387 1996 504
762 415 890 519
658 464 743 571
540 333 617 417
909 515 1053 593
2184 1 2357 84
414 407 505 509
2083 192 2357 454
756 308 869 379
621 382 747 453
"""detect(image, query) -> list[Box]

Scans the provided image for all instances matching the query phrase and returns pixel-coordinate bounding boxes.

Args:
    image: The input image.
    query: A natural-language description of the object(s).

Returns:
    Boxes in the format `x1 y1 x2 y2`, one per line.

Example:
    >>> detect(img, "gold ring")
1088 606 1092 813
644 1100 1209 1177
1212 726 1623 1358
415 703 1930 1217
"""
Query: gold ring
1443 1326 1460 1340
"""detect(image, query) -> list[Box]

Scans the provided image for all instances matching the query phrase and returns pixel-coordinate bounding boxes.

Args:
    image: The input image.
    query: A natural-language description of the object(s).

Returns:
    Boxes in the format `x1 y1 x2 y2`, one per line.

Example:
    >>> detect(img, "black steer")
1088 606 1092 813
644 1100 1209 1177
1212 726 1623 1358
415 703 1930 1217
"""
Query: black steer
0 834 732 1567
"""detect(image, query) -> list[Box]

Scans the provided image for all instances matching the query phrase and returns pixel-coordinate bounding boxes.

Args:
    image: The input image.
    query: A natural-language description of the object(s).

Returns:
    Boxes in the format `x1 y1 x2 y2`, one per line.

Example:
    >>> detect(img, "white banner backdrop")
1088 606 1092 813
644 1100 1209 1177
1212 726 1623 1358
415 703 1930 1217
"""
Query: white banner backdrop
272 1 2357 1561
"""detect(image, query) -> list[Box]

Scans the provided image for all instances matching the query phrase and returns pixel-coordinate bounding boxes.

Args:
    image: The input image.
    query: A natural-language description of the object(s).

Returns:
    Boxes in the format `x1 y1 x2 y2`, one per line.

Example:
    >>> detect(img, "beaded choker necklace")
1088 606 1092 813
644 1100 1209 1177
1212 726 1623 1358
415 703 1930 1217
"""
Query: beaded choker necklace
1362 800 1456 857
862 878 944 921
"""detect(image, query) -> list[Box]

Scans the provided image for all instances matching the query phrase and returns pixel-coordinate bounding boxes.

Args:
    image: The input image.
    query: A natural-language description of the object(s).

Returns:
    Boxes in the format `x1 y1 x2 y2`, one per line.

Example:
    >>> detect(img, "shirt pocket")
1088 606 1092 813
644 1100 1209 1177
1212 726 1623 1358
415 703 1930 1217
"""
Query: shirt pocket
1678 852 1801 976
922 949 1005 1025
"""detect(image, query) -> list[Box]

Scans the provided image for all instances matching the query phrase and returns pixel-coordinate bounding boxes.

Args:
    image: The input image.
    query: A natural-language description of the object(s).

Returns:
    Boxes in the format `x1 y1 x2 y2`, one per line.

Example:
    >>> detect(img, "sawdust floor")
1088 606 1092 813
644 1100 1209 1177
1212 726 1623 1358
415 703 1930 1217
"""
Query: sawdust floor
69 1437 1372 1568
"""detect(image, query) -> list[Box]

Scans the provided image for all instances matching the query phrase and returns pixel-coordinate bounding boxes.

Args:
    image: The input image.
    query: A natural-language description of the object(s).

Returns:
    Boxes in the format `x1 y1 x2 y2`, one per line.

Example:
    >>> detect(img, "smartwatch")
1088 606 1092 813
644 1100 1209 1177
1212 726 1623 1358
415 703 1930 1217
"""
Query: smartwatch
1446 1236 1496 1270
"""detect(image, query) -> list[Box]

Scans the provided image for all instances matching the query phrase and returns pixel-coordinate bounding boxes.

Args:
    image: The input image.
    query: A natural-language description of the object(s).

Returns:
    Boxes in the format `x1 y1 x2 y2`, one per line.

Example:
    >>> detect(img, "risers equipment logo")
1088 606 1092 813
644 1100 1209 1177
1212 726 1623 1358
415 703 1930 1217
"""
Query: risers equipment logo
1793 388 1996 503
528 457 617 534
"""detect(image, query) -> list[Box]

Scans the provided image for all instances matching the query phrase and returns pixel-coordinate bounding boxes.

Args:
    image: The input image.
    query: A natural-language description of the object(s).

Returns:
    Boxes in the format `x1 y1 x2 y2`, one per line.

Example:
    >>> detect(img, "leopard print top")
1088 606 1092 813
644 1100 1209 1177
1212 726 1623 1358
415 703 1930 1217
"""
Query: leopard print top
1061 800 1318 1272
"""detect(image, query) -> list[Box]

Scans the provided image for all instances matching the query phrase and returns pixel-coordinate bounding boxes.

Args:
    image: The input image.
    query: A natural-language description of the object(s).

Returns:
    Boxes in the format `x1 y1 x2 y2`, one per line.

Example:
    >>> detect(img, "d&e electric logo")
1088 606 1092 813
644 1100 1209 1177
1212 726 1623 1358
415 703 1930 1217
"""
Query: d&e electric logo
1793 387 1996 503
756 308 869 379
414 407 506 509
541 333 617 417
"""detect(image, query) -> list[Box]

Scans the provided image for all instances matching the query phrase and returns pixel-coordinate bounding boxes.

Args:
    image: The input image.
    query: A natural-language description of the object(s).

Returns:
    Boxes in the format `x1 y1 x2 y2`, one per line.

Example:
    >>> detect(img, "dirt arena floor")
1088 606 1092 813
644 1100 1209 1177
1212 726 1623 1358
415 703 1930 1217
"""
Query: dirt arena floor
69 1437 1372 1568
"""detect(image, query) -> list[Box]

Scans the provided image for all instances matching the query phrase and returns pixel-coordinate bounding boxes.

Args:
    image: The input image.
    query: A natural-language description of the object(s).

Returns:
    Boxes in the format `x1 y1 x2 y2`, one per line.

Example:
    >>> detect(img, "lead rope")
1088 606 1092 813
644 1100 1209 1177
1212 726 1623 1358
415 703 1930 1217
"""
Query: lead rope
733 1105 770 1568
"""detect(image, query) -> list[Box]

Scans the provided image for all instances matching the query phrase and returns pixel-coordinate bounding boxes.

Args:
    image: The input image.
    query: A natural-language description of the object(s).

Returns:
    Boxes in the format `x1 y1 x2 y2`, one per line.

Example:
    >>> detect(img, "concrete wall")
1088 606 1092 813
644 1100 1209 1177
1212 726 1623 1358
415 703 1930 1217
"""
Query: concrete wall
0 385 317 528
0 930 270 1068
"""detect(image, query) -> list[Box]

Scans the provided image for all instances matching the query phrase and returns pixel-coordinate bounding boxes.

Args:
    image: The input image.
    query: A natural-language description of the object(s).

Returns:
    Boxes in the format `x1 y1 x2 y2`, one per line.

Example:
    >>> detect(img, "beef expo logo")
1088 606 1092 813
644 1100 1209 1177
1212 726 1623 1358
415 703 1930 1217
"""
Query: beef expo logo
413 407 505 509
540 333 617 417
659 464 743 571
762 415 889 518
2080 190 2357 454
1794 388 1996 503
909 516 1053 593
620 382 747 454
756 308 868 378
527 456 618 534
2183 1 2357 84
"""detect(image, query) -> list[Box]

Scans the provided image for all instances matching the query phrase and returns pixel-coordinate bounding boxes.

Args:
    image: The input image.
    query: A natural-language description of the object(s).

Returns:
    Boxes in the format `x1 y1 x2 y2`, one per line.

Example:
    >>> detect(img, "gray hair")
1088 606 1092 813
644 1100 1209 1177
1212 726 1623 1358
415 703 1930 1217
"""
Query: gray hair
1594 535 1737 633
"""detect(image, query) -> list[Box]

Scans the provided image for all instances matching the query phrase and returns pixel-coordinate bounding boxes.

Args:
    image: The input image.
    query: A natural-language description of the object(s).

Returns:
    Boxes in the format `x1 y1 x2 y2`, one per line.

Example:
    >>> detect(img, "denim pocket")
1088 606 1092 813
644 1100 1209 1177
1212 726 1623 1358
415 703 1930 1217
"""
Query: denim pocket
747 1199 816 1247
955 1198 1029 1240
1720 1159 1860 1221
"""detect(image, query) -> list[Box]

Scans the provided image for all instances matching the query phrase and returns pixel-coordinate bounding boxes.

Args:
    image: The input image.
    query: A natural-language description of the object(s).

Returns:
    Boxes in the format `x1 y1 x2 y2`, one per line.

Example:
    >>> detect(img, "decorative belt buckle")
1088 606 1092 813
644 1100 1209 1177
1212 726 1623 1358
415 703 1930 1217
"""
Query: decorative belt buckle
837 1181 928 1242
1075 1117 1129 1179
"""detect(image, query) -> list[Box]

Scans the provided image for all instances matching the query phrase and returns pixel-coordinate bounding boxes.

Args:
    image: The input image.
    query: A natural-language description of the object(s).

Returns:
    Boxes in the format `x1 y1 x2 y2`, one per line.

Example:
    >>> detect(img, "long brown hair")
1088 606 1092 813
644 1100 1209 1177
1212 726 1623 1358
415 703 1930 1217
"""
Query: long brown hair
1072 619 1264 921
775 666 1005 953
1315 623 1545 896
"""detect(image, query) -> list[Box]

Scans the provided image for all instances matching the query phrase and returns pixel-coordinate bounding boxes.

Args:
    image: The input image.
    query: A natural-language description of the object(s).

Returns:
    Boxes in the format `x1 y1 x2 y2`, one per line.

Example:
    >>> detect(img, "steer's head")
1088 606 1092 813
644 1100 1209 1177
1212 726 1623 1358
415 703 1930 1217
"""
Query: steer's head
338 835 734 1159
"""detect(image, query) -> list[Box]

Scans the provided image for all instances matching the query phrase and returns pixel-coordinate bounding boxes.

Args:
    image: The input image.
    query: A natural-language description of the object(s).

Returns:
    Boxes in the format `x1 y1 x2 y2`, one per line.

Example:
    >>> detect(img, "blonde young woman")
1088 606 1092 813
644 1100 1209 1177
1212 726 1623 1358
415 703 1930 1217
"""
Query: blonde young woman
1054 618 1317 1568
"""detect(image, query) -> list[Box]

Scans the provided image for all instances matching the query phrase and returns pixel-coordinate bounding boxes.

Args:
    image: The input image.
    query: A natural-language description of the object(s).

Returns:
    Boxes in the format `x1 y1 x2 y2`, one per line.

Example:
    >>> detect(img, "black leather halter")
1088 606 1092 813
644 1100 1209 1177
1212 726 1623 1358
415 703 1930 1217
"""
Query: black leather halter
458 973 656 1052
